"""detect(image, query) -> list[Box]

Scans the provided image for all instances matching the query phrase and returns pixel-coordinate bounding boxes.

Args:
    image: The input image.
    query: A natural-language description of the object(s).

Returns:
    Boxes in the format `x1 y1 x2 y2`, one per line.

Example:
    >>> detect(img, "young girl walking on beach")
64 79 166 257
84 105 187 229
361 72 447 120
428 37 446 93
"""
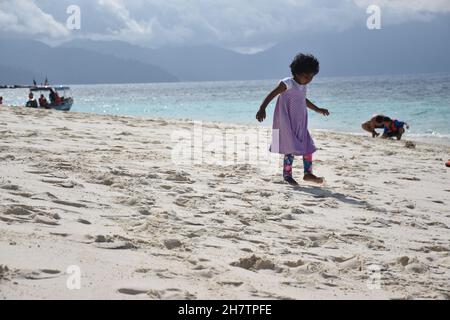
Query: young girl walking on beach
256 53 329 186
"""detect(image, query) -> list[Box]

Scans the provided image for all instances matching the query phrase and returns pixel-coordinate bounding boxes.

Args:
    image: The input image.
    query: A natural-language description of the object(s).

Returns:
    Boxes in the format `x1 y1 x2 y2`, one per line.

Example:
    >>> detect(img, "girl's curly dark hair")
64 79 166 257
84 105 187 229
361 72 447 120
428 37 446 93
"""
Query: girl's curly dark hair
290 53 320 76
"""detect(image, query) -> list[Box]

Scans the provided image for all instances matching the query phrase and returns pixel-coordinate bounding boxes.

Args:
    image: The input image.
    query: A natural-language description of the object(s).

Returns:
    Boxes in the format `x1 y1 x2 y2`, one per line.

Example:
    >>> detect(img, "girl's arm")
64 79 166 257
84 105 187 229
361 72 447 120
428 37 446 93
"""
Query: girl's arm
306 98 330 116
256 82 287 122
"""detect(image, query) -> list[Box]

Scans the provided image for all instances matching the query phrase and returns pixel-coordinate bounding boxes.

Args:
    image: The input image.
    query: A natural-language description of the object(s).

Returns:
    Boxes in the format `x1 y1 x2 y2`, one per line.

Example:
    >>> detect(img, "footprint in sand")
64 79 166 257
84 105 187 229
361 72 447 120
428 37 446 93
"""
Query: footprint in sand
353 217 392 228
301 202 317 207
283 260 305 268
174 196 196 208
0 184 20 191
365 204 388 213
117 288 148 295
0 265 16 281
3 205 35 216
77 218 91 225
57 181 78 189
42 172 69 180
30 192 58 201
146 173 160 180
19 269 62 280
163 239 183 250
425 221 449 229
230 255 276 271
339 233 388 251
291 207 314 215
405 262 429 274
54 162 74 171
94 241 136 250
91 174 115 186
166 171 194 183
33 215 60 226
0 154 16 161
0 205 53 224
92 234 137 250
218 281 244 287
117 288 195 299
25 169 52 175
52 200 88 209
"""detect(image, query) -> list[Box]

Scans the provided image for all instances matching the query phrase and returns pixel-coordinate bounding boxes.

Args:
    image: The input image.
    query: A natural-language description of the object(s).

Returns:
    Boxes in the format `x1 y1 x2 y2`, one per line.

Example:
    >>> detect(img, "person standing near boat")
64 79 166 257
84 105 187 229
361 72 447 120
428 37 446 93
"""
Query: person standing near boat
0 96 3 105
49 89 56 104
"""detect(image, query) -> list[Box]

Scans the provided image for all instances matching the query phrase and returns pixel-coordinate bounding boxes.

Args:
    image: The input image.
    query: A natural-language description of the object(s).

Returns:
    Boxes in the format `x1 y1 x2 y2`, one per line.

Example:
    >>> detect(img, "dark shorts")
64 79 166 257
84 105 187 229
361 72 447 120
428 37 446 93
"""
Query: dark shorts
384 128 405 139
384 132 398 138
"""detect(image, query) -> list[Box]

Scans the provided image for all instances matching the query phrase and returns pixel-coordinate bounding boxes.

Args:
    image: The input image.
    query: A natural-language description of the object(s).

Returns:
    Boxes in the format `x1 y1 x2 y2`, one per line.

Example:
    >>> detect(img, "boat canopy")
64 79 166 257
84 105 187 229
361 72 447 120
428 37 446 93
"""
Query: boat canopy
30 86 71 92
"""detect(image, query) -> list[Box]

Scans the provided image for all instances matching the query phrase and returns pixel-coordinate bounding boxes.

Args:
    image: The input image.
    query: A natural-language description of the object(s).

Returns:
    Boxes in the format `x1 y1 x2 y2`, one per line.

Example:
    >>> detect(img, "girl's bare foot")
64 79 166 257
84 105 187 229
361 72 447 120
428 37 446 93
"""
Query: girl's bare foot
303 173 324 184
284 176 299 186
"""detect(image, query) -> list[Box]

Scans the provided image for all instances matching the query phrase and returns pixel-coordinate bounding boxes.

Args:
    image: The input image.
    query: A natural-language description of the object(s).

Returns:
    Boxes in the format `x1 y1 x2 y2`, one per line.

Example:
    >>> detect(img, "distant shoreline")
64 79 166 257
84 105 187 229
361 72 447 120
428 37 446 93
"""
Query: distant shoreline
0 85 35 89
1 71 449 87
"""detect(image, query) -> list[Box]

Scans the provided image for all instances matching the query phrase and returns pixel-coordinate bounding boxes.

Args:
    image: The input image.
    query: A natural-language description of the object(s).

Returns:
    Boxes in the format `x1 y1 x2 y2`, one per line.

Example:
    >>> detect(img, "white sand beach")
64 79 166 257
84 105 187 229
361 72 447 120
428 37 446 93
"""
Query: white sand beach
0 105 449 300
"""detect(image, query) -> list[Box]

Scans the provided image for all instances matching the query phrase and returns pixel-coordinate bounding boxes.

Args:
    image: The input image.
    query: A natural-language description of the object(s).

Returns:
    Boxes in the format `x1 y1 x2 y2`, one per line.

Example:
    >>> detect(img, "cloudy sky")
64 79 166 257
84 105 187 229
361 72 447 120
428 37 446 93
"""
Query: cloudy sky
1 0 449 52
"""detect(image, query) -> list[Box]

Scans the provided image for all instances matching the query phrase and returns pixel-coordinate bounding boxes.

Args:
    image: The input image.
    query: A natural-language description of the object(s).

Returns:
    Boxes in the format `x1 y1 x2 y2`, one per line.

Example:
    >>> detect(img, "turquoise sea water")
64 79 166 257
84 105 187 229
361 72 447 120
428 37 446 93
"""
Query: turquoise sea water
2 73 450 144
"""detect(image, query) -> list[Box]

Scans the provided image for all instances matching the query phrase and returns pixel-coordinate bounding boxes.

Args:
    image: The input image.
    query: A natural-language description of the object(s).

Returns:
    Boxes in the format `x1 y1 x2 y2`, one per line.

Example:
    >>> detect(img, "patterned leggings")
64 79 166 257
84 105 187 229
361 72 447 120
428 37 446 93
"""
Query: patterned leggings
283 154 313 179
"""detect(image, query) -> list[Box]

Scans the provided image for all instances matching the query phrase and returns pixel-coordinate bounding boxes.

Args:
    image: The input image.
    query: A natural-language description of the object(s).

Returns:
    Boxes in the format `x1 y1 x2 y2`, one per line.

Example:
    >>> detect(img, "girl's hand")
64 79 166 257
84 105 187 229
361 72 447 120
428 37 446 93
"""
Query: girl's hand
256 108 266 122
318 108 330 116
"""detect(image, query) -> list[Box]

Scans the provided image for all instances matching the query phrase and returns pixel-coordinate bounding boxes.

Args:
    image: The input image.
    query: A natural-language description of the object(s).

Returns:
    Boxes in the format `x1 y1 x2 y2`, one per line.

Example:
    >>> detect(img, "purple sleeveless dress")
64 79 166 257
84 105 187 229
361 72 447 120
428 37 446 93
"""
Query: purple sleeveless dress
269 78 316 156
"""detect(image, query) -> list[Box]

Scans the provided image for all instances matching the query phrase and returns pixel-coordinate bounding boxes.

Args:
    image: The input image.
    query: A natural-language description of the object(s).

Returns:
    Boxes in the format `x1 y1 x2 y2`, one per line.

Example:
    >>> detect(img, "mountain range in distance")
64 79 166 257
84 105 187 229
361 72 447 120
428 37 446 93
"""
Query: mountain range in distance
1 17 449 85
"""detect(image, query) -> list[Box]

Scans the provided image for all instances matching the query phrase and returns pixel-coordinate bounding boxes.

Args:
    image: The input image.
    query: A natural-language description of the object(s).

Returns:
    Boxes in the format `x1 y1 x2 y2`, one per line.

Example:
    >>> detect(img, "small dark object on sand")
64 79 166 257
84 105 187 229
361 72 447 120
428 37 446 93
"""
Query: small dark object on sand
404 141 416 149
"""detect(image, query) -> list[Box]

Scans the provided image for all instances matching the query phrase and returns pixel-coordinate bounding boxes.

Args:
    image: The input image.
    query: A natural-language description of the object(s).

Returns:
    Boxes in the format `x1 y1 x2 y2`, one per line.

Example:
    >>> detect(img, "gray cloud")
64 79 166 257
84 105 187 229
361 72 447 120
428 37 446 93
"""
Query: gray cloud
0 0 69 38
1 0 449 51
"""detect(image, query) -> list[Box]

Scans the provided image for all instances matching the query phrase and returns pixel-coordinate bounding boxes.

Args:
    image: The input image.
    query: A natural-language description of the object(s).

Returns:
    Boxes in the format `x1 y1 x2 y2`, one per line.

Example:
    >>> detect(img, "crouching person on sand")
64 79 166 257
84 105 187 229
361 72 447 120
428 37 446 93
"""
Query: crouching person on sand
361 115 390 138
382 118 410 140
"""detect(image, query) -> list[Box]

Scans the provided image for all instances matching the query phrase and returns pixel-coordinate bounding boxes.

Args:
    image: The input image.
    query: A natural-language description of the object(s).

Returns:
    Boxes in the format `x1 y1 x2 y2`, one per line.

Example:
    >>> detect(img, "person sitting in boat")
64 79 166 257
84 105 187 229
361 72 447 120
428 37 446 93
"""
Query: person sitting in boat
54 91 62 105
39 94 49 109
362 115 391 138
382 118 409 140
26 92 38 108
